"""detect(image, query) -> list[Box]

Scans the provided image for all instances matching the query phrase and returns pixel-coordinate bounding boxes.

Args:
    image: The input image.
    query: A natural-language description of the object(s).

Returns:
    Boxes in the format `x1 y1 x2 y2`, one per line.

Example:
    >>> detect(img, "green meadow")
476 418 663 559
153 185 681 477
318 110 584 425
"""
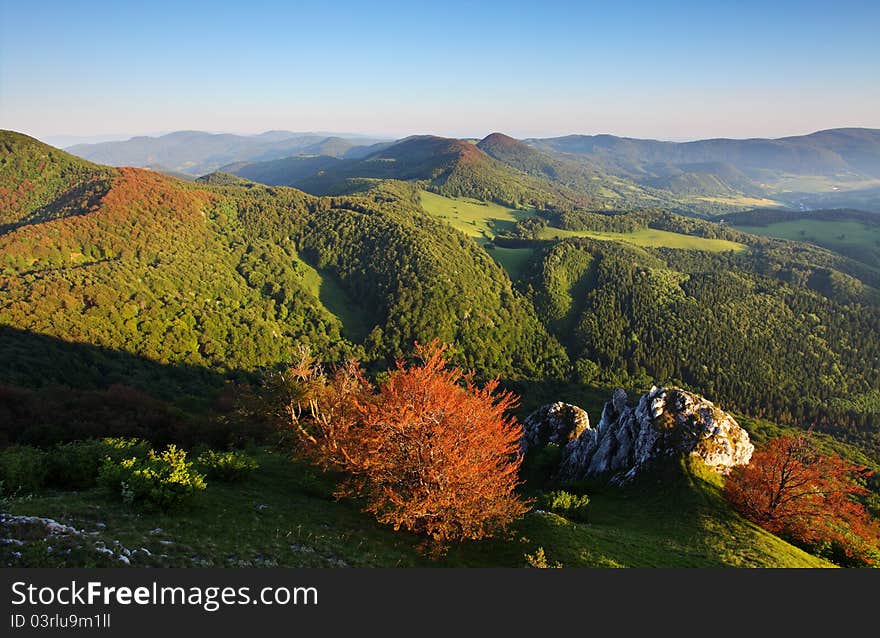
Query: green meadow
3 449 830 568
735 219 880 255
419 189 537 277
293 254 371 342
419 190 747 280
418 189 535 243
536 226 747 253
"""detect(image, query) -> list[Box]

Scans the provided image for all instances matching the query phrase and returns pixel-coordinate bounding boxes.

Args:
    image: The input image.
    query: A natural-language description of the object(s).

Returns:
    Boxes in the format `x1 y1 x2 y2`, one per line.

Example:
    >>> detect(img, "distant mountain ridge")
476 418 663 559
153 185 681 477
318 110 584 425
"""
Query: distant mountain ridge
66 130 391 176
526 128 880 178
4 129 880 461
64 127 880 214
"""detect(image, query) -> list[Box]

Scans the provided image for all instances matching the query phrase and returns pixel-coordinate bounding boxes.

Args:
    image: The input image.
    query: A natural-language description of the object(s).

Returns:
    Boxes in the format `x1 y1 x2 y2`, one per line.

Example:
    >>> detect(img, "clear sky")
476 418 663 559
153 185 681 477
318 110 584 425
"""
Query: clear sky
1 0 878 142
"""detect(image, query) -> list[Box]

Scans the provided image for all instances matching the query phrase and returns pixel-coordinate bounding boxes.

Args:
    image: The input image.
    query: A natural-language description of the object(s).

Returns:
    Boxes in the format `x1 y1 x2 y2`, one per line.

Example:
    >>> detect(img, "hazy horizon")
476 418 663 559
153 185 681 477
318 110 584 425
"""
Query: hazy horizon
2 0 879 142
25 124 880 152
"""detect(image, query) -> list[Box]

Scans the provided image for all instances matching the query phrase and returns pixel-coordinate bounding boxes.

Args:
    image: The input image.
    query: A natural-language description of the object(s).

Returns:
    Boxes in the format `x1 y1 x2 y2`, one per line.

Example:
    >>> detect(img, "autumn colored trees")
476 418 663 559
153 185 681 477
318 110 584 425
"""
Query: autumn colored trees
724 434 880 566
264 341 529 546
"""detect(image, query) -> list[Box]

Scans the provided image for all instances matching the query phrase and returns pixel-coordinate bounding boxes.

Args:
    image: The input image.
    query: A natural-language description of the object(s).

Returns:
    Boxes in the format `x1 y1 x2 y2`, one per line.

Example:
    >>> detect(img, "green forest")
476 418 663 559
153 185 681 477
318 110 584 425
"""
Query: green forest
2 129 880 568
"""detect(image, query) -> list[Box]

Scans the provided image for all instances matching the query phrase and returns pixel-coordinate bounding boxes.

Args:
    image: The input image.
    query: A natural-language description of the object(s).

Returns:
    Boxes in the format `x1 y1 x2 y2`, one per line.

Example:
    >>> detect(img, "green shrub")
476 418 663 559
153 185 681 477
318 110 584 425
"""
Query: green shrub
99 437 152 461
195 449 259 482
524 546 563 568
538 490 590 522
98 444 206 510
0 446 49 495
48 438 151 490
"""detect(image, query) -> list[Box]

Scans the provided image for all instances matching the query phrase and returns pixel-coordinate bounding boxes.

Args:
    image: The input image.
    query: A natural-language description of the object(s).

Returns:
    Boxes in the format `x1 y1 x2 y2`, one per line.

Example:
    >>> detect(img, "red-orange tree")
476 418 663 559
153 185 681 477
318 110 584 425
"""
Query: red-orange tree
269 340 529 546
724 434 879 565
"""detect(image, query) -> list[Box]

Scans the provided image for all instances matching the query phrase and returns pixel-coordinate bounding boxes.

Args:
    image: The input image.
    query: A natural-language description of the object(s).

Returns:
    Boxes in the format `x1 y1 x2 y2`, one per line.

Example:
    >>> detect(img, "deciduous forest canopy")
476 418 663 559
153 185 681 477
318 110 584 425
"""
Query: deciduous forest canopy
2 126 879 567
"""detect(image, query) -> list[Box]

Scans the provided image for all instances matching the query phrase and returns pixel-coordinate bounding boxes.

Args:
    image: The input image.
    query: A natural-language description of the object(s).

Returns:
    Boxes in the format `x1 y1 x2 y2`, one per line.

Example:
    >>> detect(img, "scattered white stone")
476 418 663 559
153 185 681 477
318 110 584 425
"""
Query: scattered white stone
290 543 316 554
0 514 79 536
0 538 25 546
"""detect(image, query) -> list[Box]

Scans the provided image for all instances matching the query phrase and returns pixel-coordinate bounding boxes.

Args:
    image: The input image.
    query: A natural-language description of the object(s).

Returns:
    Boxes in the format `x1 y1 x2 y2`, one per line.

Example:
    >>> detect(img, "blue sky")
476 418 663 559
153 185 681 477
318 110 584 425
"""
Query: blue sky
1 0 878 141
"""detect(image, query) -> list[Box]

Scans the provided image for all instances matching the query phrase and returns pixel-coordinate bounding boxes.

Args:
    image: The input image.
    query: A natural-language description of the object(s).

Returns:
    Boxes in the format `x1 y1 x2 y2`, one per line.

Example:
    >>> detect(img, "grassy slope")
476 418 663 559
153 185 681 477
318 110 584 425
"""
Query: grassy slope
692 194 782 208
418 189 534 242
762 174 880 194
4 450 829 568
536 226 748 252
290 253 371 342
418 190 747 280
418 189 537 278
735 219 880 264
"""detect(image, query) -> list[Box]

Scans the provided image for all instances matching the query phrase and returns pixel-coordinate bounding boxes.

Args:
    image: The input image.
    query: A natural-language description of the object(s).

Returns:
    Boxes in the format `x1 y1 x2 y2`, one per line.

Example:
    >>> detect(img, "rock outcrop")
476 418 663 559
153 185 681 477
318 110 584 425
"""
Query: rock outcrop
521 402 590 453
524 386 753 485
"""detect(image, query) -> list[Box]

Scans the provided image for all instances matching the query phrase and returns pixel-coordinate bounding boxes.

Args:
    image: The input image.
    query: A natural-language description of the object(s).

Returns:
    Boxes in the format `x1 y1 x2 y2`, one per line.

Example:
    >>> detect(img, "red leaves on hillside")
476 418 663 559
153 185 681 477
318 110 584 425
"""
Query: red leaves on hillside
724 434 880 565
0 178 35 218
268 340 529 547
0 168 214 266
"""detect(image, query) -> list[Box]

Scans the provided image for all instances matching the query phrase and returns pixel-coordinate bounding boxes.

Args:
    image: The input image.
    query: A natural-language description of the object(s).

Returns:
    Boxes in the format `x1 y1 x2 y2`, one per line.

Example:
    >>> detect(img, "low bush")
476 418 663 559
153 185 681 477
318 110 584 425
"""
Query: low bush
538 490 590 522
0 446 49 495
524 546 563 568
98 444 206 510
48 438 151 490
195 449 259 482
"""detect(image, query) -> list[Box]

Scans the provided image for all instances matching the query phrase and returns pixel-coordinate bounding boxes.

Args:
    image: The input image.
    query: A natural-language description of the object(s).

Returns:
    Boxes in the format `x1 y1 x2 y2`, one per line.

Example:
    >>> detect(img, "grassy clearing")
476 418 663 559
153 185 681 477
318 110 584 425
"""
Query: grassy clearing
3 449 829 568
762 174 880 194
419 190 746 277
418 190 536 242
536 226 747 253
735 219 880 254
487 246 535 281
694 195 783 208
419 190 537 278
293 253 371 342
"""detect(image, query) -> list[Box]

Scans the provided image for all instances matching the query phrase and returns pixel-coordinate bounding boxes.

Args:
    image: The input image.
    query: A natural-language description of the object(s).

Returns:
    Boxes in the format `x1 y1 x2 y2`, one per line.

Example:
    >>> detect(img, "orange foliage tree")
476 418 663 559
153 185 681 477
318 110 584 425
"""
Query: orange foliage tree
265 340 529 546
724 434 880 566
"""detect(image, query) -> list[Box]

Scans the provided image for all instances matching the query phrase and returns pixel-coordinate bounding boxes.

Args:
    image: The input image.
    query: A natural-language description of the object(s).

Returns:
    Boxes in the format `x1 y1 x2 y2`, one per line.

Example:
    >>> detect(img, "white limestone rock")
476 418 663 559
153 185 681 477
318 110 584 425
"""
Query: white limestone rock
521 402 590 454
546 386 753 484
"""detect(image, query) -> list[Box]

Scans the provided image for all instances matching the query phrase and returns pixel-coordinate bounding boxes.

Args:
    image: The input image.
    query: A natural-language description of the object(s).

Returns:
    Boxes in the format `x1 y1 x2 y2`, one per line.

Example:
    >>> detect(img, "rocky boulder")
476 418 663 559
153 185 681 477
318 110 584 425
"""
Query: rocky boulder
521 402 590 454
526 386 753 485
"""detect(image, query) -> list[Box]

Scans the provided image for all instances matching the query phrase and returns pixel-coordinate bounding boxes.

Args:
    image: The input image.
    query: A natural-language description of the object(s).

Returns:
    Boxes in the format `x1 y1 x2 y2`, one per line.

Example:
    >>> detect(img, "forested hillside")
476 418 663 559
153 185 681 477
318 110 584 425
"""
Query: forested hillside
521 237 880 456
526 128 880 213
0 133 565 421
3 129 880 461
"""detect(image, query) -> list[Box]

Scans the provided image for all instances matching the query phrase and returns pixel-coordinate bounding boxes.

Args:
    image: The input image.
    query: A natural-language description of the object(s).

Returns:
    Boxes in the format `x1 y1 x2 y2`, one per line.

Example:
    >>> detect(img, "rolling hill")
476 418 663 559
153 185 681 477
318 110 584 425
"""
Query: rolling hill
64 128 880 214
728 208 880 269
4 129 880 459
527 128 880 212
222 133 681 213
0 132 566 393
527 128 880 177
221 129 880 215
65 130 389 176
3 129 880 568
222 134 599 210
